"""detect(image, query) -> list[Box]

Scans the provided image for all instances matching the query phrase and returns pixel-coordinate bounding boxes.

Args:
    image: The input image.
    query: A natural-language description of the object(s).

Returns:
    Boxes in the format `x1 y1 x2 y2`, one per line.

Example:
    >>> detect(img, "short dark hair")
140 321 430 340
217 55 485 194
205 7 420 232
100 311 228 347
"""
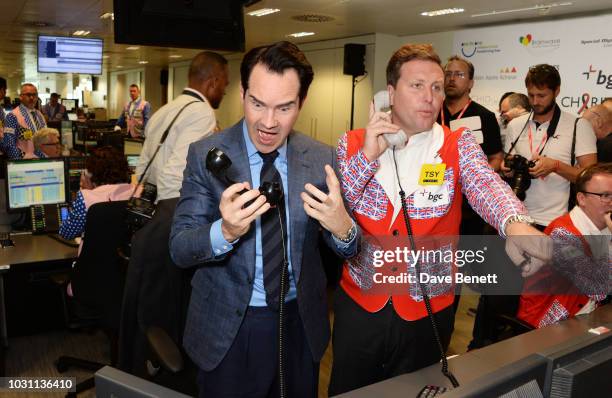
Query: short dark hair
188 51 228 84
86 146 130 186
50 93 60 99
386 44 442 87
499 91 514 110
240 41 313 106
129 84 139 90
575 162 612 196
507 93 531 112
0 77 6 90
446 55 474 80
525 64 561 91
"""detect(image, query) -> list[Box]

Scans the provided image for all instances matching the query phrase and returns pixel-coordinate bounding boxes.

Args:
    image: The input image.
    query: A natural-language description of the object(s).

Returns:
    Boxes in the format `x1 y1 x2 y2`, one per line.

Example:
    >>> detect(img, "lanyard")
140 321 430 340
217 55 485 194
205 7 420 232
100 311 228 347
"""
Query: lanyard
527 122 548 157
24 108 40 130
440 99 471 128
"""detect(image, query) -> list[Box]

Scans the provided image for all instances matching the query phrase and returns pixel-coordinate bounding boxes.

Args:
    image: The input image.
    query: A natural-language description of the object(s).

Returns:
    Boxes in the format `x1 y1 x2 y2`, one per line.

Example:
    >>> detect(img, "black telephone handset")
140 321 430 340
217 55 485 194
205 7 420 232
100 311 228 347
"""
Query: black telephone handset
205 147 283 206
30 204 69 234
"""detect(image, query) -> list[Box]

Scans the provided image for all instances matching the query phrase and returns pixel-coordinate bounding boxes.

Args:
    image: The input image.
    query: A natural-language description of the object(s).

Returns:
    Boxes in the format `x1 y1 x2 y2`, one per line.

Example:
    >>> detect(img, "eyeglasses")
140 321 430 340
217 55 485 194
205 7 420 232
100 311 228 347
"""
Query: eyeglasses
42 142 61 147
444 71 466 79
581 191 612 204
21 92 38 98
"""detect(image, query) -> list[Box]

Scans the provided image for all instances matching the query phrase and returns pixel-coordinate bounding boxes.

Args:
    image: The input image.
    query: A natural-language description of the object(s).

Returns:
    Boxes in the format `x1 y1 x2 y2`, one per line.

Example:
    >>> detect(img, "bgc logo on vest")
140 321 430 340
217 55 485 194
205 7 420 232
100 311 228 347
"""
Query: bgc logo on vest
582 65 612 89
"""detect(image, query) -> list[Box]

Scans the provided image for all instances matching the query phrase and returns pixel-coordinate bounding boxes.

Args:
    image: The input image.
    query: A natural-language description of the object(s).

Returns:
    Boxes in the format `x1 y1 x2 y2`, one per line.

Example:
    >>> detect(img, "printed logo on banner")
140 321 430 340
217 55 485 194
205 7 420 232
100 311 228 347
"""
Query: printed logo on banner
518 33 560 52
460 41 501 58
580 38 612 48
560 93 608 114
473 67 518 83
582 65 612 89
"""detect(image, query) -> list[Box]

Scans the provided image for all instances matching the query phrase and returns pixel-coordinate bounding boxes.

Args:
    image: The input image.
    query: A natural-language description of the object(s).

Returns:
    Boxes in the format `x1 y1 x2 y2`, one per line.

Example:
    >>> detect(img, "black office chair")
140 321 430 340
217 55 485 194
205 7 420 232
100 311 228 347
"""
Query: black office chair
118 198 197 396
53 200 130 397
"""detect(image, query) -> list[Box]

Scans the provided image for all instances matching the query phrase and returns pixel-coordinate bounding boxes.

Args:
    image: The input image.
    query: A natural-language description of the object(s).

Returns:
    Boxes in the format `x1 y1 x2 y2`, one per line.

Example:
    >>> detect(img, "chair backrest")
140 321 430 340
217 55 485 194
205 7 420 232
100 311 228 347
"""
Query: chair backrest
70 200 129 330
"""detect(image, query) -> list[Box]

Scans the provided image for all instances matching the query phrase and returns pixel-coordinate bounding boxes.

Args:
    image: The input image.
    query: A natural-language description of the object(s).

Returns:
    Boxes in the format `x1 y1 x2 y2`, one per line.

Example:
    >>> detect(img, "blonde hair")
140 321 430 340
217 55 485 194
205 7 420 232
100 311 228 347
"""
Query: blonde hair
32 127 60 150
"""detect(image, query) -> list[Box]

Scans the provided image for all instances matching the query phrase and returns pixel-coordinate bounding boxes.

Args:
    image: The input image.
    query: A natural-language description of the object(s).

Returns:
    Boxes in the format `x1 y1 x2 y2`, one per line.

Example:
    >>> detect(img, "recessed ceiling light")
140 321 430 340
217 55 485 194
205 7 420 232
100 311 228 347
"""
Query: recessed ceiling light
247 8 280 17
100 12 114 20
126 46 140 50
288 32 315 38
138 61 149 64
72 30 91 36
169 54 182 58
117 65 123 68
420 8 465 17
471 2 572 18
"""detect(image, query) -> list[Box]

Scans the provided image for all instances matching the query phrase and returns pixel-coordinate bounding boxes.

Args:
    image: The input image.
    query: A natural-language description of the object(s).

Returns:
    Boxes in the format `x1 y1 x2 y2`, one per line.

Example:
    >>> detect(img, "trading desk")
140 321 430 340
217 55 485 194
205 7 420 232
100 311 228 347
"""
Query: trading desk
0 232 78 346
338 304 612 397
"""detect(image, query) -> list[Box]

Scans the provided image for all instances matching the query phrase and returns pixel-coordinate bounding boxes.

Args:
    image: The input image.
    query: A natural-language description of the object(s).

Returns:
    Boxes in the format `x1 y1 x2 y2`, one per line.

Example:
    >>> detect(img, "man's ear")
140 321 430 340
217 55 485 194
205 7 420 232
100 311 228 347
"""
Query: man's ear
554 86 560 98
240 86 245 105
576 191 586 208
388 84 395 107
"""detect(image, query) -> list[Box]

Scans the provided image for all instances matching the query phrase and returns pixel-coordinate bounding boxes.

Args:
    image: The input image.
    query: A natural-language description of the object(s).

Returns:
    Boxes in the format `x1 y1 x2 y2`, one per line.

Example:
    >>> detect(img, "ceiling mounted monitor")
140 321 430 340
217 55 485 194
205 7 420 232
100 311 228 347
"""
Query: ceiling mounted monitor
113 0 249 52
38 35 104 75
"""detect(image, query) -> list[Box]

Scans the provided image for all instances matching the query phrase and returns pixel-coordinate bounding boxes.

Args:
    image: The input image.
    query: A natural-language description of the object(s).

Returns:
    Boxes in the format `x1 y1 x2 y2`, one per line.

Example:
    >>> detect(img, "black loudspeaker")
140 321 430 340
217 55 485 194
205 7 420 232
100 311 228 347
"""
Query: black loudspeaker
92 76 99 91
160 69 169 86
343 43 366 76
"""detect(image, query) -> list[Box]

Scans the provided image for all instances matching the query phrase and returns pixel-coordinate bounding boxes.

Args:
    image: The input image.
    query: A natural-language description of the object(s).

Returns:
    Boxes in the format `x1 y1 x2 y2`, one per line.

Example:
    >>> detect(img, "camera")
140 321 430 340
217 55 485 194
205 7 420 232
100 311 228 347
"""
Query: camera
504 154 536 201
125 182 157 233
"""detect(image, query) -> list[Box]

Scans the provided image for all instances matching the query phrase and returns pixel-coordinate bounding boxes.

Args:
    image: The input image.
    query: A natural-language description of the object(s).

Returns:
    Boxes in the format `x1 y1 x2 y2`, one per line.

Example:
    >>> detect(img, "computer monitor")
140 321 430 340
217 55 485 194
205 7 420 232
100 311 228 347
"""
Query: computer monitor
67 113 78 121
5 159 67 211
62 98 78 112
126 155 140 170
540 330 612 397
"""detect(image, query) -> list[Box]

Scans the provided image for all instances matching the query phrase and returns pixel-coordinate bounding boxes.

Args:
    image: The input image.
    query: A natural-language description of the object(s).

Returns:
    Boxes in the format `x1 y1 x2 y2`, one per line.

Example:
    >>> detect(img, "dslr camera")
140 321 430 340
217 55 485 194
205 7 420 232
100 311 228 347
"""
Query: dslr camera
504 154 536 201
125 182 157 234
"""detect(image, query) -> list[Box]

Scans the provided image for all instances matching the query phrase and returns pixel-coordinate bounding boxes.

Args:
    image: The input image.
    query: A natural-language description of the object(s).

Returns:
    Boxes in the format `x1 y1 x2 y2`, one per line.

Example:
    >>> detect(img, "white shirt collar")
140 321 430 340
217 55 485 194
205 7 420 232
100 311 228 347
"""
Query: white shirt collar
569 206 610 236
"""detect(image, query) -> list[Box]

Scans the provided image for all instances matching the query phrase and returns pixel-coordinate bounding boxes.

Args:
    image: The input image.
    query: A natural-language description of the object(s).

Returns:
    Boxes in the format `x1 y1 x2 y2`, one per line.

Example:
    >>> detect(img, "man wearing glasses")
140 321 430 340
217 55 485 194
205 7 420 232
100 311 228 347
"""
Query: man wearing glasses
1 83 47 159
32 128 62 158
502 64 597 230
518 163 611 328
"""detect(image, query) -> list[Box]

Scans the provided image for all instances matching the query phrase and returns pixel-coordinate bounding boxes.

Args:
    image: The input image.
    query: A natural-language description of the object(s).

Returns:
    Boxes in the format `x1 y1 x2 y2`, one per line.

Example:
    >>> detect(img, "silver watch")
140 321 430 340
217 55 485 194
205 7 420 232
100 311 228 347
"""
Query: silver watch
503 214 535 235
336 222 357 243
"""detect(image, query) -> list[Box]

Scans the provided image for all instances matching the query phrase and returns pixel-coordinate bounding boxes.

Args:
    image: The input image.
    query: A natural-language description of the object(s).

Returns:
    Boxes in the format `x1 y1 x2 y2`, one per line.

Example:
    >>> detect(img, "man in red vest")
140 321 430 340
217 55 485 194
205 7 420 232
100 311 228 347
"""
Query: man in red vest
518 163 611 328
329 43 553 395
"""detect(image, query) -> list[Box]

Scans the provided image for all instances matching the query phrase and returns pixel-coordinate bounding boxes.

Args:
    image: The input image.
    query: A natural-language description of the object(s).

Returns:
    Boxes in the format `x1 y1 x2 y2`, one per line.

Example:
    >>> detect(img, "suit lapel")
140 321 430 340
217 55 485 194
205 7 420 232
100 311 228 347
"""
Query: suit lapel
218 121 252 187
287 133 311 284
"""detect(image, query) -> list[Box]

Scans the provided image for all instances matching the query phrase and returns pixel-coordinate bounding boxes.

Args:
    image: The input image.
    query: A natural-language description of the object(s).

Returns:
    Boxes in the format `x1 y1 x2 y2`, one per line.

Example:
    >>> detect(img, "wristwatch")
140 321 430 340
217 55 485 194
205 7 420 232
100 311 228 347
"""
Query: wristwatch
503 214 536 235
335 220 357 243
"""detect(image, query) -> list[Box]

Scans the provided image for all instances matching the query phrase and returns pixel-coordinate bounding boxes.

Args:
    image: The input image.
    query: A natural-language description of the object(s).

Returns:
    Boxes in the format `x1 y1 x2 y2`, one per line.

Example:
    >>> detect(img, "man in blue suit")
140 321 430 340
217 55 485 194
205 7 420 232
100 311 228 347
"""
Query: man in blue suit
170 41 360 397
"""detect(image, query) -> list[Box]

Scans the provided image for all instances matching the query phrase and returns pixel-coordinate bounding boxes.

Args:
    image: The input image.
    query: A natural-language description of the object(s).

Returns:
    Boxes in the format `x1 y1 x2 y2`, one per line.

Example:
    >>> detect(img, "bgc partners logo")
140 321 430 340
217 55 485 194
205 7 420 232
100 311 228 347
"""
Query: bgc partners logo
582 65 612 89
461 41 500 58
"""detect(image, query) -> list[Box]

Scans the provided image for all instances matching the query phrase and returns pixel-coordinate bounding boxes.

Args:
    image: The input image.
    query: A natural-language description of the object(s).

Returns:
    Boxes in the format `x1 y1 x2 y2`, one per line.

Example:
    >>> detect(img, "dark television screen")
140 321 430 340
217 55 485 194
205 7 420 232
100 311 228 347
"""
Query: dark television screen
113 0 247 52
38 35 103 74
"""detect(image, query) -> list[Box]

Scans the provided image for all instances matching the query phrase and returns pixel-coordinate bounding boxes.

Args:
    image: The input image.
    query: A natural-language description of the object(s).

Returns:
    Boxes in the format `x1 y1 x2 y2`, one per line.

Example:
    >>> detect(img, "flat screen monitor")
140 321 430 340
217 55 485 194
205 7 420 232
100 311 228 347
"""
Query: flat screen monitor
66 156 87 202
126 155 140 169
540 331 612 397
62 99 78 111
38 35 103 75
67 113 78 121
5 159 67 210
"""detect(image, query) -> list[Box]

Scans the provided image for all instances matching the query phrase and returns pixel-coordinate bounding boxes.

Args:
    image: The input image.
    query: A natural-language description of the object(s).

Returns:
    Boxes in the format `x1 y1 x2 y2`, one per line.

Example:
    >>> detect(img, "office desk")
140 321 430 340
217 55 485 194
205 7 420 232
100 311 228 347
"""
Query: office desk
0 233 78 347
338 304 612 397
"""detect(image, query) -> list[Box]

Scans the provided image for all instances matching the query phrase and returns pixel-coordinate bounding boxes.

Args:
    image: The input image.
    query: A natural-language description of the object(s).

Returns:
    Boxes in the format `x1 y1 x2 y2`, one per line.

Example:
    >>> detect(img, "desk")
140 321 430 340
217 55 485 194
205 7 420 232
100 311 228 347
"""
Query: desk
0 233 78 346
338 304 612 397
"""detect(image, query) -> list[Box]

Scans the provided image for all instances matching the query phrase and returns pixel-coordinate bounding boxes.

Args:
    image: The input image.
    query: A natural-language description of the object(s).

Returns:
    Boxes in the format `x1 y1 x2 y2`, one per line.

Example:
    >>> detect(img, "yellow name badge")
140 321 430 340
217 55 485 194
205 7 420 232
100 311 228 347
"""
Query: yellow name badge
419 164 446 185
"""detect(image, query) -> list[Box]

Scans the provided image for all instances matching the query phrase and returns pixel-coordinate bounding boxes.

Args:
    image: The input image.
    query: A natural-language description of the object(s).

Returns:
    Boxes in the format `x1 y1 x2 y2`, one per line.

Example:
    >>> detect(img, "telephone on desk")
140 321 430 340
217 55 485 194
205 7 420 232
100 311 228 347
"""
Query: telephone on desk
29 204 80 247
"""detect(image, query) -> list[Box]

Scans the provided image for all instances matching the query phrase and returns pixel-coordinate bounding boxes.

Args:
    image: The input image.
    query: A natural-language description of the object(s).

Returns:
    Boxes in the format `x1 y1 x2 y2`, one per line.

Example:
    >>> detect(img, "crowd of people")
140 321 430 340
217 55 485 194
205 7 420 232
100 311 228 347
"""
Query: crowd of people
1 40 609 397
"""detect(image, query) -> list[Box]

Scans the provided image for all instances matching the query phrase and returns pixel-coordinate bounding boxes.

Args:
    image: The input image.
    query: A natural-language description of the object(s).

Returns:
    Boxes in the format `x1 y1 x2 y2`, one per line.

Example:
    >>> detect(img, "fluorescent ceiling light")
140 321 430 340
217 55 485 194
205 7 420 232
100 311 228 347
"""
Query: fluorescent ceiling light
126 46 140 50
247 8 280 17
100 12 114 20
116 65 123 68
288 32 315 38
72 30 90 36
169 54 182 58
102 55 110 59
138 61 149 64
472 2 572 17
421 8 464 17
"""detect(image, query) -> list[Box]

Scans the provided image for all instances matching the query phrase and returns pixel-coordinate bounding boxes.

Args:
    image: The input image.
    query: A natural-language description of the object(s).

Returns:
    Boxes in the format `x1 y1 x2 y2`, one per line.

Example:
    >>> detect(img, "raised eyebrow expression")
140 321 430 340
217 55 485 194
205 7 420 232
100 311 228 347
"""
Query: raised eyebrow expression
248 94 297 110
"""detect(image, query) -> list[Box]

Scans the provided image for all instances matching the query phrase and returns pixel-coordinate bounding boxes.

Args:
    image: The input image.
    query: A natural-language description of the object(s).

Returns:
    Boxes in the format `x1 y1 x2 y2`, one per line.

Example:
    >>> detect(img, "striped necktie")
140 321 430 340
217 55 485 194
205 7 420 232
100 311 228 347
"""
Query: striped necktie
259 150 288 310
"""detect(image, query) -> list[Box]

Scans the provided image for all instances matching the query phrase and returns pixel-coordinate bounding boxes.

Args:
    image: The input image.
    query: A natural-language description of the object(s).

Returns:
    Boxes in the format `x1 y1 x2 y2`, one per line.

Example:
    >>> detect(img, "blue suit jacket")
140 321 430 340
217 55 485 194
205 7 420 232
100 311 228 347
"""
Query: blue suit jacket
169 120 359 371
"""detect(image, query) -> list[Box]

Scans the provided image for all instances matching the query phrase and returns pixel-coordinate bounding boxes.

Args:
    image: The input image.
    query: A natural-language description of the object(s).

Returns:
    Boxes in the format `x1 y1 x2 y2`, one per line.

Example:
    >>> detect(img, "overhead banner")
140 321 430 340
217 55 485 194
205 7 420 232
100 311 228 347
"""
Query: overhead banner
453 14 612 115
